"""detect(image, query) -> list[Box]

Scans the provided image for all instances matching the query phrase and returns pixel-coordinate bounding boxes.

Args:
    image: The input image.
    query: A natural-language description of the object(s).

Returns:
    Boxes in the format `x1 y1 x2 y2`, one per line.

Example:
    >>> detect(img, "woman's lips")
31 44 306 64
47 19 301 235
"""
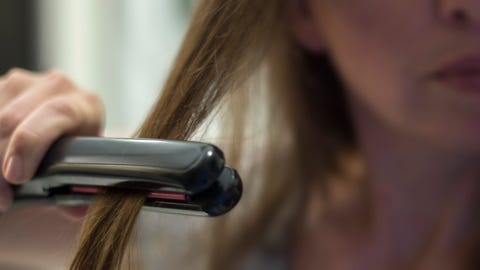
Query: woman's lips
435 57 480 93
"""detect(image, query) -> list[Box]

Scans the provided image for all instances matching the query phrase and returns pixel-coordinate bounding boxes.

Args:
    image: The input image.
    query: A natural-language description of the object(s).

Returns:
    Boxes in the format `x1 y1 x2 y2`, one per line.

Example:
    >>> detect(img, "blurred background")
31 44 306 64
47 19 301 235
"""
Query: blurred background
1 3 209 269
0 0 194 136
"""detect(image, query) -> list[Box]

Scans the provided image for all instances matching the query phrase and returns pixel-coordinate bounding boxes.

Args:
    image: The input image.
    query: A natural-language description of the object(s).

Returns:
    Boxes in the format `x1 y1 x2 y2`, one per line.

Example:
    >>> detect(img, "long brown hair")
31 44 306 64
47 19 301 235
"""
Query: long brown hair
69 0 356 269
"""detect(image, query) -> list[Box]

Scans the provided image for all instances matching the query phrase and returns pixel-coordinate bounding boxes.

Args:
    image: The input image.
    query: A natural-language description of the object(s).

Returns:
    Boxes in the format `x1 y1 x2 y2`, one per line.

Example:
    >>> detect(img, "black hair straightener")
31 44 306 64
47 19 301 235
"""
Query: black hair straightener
12 137 242 217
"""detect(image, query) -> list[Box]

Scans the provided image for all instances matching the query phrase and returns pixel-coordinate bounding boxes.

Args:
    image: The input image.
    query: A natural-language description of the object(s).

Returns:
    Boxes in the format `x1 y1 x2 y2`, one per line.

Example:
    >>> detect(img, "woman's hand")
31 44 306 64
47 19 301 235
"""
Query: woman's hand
0 68 105 212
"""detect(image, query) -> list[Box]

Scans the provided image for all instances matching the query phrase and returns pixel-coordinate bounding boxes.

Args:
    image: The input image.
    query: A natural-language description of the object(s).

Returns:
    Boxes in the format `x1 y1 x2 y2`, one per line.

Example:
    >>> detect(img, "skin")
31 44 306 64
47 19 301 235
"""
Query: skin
0 69 104 268
290 0 480 269
2 0 480 269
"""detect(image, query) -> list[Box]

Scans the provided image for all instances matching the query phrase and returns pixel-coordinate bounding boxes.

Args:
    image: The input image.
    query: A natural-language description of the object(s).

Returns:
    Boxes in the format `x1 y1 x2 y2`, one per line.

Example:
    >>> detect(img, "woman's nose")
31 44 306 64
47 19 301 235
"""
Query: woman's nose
437 0 480 27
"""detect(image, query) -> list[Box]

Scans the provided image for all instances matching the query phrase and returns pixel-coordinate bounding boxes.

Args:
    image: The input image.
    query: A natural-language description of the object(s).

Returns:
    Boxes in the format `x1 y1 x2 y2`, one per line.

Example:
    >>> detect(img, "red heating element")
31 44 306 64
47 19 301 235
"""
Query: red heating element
70 185 187 202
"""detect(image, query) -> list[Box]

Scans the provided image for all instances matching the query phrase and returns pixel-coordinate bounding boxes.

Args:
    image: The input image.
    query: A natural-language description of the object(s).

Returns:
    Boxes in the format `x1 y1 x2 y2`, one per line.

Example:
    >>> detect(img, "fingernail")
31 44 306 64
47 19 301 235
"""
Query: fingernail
5 155 23 182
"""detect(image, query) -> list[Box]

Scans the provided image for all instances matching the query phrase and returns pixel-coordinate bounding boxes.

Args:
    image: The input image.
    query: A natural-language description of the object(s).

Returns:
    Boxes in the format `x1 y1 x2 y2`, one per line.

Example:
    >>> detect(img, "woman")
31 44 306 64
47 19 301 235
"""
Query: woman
1 0 480 269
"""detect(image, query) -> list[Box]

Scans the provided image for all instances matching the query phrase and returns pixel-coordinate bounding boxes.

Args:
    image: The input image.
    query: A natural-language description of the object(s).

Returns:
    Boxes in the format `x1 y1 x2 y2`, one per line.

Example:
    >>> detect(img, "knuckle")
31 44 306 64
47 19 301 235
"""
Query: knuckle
45 70 73 92
12 127 41 149
5 68 27 79
2 69 28 92
47 99 78 120
81 91 102 106
0 111 22 134
81 91 104 121
75 91 104 135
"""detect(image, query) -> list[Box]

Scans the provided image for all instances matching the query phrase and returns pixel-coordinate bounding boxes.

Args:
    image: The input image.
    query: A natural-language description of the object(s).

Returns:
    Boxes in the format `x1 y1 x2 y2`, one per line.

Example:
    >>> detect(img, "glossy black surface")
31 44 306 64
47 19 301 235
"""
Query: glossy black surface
13 137 243 217
36 137 225 193
191 167 243 216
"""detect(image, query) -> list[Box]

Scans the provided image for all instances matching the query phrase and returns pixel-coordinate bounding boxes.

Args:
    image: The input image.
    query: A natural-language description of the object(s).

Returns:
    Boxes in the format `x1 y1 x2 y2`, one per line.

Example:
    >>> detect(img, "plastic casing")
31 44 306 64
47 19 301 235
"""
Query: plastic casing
34 137 226 193
13 137 243 216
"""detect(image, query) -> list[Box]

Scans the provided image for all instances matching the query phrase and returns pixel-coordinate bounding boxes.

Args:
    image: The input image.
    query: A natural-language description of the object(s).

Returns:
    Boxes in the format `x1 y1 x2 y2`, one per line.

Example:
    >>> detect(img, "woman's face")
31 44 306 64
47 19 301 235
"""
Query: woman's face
294 0 480 150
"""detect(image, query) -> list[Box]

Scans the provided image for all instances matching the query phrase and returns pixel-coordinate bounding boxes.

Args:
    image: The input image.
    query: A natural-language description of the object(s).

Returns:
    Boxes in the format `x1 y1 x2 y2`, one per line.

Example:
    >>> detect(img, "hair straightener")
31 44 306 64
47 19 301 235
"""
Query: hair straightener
12 137 242 217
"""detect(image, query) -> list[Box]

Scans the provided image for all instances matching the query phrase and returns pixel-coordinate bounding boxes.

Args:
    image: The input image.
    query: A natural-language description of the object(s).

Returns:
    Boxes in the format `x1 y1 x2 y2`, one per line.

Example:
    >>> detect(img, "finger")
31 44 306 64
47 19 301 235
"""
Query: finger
59 205 89 221
0 138 8 174
3 92 103 184
0 179 13 212
0 68 40 86
0 68 41 107
0 71 74 138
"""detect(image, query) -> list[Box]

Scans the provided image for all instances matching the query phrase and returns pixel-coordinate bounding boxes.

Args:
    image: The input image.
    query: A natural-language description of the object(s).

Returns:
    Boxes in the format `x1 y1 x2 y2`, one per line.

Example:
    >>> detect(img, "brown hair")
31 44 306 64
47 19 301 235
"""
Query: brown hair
68 0 356 269
69 189 146 270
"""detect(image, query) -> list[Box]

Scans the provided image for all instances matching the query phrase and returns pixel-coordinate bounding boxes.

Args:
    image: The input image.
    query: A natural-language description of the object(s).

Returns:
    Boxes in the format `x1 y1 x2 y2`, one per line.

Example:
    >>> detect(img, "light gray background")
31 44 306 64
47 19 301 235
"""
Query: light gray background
36 0 193 136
